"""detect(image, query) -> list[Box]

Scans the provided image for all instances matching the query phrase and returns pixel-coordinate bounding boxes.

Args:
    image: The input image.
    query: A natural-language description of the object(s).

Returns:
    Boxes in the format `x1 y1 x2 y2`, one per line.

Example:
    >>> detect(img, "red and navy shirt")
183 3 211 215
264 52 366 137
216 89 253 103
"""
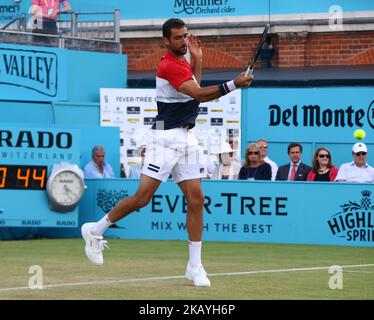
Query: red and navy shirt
153 52 199 130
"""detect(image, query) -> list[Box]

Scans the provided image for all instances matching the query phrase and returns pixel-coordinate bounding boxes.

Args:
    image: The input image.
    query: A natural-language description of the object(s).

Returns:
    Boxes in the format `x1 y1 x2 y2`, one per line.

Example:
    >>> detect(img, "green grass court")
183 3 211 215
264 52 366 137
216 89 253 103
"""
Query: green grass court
0 238 373 300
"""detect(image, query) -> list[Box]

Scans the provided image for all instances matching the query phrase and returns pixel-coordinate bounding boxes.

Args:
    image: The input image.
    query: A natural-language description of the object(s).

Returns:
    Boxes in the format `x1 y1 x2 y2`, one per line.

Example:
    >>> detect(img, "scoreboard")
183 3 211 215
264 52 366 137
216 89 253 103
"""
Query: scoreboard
0 126 81 228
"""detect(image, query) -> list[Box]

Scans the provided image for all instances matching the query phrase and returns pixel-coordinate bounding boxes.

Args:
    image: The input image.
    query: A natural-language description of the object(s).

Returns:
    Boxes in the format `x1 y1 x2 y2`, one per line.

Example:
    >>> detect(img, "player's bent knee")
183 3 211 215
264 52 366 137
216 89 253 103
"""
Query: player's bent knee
187 192 204 209
134 193 152 208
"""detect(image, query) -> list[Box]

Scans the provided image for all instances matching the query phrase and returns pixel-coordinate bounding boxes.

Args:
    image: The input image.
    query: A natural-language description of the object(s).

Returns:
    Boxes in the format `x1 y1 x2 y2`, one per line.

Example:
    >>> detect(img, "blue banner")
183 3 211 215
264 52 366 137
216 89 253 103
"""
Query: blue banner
80 179 374 247
0 44 68 101
0 43 126 102
245 87 374 143
2 0 373 22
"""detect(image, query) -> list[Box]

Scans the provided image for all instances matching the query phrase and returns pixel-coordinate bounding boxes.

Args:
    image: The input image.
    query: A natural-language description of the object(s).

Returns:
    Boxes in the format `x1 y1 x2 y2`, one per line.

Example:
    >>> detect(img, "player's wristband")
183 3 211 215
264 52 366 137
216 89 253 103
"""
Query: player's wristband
218 80 237 96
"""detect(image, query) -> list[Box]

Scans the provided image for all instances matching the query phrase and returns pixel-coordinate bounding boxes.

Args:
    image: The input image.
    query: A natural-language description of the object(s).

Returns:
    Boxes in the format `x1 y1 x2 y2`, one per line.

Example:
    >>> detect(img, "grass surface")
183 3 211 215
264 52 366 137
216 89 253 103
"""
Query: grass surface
0 238 373 300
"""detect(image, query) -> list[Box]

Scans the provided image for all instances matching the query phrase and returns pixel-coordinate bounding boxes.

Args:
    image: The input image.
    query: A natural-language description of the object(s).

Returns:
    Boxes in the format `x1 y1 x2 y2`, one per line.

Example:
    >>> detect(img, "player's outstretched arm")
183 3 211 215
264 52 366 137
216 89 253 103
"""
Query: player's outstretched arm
179 72 253 103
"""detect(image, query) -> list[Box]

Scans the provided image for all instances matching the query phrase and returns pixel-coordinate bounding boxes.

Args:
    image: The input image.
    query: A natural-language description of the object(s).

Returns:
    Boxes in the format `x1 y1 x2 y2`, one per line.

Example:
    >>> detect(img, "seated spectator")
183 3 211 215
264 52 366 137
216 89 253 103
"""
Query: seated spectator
200 151 217 179
227 134 242 165
257 138 278 181
128 145 146 179
276 142 311 181
307 147 338 182
239 143 271 180
84 145 116 179
335 142 374 182
211 142 241 180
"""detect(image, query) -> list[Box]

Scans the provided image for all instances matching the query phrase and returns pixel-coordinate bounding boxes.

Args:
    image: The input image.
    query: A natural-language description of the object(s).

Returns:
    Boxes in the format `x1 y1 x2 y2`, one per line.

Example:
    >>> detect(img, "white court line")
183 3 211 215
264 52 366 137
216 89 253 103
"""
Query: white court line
344 270 372 274
0 263 374 292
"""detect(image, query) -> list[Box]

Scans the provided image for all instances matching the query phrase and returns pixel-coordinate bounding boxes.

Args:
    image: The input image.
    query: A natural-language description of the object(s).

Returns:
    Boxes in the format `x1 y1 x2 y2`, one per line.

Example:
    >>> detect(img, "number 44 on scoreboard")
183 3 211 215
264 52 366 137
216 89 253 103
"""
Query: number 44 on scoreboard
0 165 47 190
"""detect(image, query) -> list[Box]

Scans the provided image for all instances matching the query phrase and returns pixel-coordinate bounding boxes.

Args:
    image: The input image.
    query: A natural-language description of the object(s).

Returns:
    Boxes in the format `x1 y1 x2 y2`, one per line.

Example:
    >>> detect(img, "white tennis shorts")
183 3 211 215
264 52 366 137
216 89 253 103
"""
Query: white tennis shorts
141 128 206 183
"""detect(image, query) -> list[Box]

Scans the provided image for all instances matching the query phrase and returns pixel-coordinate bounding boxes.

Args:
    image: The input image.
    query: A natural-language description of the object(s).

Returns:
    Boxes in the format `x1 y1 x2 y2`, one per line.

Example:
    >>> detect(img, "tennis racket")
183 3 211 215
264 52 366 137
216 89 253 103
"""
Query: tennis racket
245 23 271 77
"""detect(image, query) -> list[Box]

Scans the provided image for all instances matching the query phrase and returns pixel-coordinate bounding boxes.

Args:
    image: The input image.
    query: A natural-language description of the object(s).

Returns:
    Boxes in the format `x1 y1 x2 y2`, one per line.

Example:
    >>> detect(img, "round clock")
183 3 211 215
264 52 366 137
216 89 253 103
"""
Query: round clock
46 163 85 213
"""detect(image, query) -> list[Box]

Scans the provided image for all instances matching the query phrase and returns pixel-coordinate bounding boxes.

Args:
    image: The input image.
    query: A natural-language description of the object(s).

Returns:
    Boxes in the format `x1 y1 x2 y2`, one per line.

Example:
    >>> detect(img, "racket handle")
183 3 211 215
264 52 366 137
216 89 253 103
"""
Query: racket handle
245 66 253 77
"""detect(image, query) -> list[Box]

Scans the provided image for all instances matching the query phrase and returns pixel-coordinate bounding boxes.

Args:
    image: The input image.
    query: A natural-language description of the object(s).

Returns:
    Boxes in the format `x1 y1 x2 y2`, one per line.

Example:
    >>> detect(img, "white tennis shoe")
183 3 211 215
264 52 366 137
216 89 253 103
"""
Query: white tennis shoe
81 222 108 266
185 263 211 287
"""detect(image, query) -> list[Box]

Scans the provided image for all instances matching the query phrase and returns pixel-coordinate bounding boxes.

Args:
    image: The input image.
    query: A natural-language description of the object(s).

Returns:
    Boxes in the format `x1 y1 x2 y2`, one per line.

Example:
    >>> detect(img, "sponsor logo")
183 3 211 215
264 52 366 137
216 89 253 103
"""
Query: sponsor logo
327 190 374 243
127 149 136 157
127 118 140 123
0 3 20 21
97 189 128 214
226 105 240 115
211 118 223 126
198 107 208 115
144 117 156 125
269 101 374 129
0 130 72 149
0 47 58 96
127 106 140 114
226 120 239 124
173 0 235 15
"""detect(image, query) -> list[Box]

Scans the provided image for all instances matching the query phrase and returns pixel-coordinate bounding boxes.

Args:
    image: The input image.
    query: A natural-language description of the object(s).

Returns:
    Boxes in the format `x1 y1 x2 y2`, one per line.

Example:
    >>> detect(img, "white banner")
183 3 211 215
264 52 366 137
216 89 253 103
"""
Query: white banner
100 88 242 177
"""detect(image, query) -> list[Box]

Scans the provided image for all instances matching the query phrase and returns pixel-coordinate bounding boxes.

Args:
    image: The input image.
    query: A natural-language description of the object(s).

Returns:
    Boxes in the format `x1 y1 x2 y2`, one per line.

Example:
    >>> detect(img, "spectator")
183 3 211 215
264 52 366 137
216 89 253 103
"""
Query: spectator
227 134 242 164
211 142 241 180
200 151 217 179
306 147 339 182
31 0 72 42
84 145 116 179
276 142 311 181
239 143 271 180
128 145 146 179
257 138 278 181
335 142 374 182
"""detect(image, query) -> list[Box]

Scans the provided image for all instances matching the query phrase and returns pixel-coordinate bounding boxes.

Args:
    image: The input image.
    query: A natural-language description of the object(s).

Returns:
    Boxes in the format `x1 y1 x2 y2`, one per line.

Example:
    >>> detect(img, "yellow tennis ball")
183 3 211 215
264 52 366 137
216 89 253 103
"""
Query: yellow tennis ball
353 129 366 140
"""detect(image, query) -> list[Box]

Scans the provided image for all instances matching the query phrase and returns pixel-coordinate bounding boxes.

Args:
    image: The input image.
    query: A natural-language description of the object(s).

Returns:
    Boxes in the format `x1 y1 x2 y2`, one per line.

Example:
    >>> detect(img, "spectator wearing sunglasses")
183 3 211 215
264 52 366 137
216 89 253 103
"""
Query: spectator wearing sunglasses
306 147 338 182
335 142 374 182
275 142 311 181
239 143 272 180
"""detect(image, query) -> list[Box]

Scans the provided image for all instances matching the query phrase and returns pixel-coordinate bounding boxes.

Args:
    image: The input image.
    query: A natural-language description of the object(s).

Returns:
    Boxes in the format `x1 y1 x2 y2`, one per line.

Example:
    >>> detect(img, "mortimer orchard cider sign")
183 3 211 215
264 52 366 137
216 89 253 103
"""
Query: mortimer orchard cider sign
173 0 236 15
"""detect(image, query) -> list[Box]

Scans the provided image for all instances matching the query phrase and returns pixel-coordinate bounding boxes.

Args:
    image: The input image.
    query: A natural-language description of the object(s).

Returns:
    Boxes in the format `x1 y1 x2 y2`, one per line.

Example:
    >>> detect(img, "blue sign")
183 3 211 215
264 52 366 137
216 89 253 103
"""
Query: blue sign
243 87 374 168
0 46 58 97
80 179 374 247
245 87 374 143
0 44 67 101
0 0 22 22
121 0 374 19
3 0 374 22
0 125 81 227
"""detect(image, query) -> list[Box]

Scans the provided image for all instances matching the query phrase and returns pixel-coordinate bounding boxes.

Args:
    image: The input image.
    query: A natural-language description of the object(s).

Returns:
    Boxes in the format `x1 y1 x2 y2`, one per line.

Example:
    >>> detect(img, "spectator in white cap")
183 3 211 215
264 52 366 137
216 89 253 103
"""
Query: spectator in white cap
210 142 241 180
335 142 374 182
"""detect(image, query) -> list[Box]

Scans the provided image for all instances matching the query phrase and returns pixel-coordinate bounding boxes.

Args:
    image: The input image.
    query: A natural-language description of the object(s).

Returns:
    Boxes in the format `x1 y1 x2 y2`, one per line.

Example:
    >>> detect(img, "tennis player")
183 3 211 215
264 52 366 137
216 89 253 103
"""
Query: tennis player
82 18 253 287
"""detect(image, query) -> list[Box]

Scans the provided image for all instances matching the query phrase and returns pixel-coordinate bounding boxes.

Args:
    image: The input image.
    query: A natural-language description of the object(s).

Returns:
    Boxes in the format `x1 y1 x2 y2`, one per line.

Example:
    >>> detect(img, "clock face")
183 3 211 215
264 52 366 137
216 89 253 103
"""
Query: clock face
50 171 84 206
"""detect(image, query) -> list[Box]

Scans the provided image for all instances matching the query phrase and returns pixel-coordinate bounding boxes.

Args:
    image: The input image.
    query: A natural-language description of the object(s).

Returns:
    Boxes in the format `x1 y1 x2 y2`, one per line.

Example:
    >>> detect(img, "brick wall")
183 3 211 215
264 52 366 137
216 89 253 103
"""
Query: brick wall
122 31 374 71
